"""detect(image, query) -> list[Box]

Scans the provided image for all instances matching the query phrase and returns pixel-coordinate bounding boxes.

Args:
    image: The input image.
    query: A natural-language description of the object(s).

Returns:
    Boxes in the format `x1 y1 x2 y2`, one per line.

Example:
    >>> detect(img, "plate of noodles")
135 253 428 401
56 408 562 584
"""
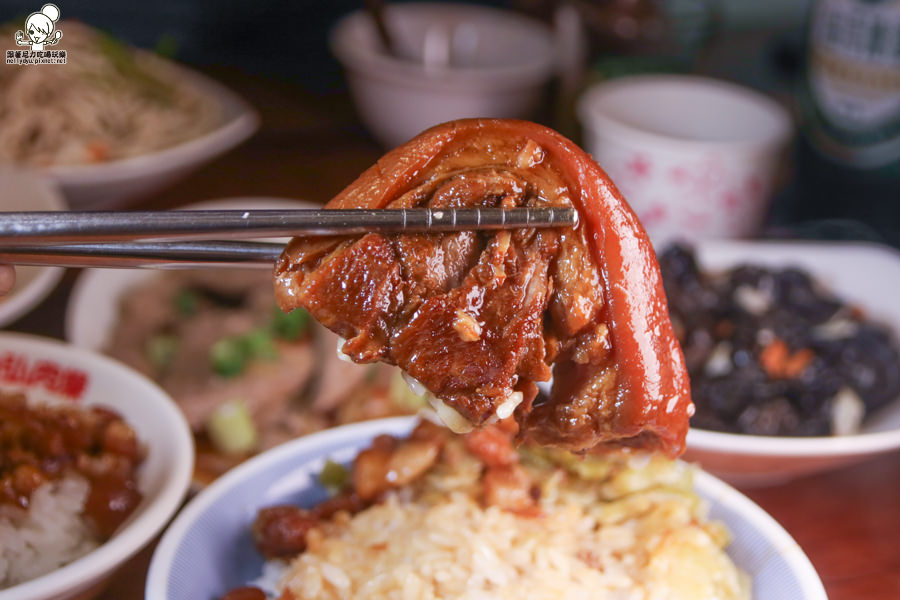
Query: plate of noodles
146 417 827 600
0 21 259 208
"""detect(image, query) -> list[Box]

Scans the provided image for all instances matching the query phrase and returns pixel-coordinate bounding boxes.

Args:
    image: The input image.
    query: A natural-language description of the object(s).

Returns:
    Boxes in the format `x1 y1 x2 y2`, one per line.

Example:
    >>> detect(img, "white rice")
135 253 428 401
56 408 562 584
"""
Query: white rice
0 474 99 589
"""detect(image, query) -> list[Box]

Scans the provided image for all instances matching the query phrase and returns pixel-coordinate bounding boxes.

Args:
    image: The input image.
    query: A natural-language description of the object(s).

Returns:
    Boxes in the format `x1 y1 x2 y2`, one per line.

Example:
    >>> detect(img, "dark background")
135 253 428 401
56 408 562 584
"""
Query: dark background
0 0 807 92
2 0 897 246
2 0 513 92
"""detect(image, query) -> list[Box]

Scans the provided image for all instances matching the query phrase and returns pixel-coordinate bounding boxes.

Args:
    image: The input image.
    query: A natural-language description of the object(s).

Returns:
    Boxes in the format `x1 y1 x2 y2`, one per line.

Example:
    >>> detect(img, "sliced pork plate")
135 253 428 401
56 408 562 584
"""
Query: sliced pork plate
275 119 692 454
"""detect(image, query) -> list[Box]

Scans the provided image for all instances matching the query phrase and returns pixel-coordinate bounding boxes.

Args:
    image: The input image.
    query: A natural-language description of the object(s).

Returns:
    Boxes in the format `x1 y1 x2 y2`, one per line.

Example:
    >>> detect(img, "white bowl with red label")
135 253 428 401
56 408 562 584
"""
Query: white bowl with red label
0 333 193 600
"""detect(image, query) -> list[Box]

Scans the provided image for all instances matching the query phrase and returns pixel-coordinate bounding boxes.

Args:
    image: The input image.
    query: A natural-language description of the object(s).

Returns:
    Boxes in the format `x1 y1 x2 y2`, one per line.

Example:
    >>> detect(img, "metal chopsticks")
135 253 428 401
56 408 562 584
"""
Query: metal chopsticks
0 241 284 269
0 207 578 269
0 207 577 243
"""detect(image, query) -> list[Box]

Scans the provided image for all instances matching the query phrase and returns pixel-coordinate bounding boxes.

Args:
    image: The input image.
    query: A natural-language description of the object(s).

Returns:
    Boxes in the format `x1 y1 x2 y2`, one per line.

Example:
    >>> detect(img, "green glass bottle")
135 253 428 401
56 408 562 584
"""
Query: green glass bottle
805 0 900 168
789 0 900 244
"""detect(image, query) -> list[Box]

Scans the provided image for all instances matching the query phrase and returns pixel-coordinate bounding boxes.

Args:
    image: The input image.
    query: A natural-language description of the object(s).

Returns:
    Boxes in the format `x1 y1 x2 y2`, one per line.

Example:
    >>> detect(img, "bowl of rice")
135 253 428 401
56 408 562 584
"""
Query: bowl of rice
0 333 194 600
146 416 826 600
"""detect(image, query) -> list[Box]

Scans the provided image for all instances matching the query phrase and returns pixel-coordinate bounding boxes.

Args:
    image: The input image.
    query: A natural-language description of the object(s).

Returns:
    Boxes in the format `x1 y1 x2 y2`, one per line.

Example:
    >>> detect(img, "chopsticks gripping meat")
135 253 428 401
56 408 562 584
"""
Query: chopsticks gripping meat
275 119 692 455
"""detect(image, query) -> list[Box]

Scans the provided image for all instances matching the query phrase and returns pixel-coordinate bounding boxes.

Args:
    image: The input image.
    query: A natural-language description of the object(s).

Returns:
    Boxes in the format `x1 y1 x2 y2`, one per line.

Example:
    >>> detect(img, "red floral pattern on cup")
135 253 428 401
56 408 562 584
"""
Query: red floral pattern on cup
603 150 772 244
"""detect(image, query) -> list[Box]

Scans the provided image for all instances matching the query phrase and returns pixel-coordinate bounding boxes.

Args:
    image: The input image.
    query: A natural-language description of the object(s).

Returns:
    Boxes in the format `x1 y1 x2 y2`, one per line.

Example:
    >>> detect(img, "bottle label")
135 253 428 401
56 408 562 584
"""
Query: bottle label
808 0 900 166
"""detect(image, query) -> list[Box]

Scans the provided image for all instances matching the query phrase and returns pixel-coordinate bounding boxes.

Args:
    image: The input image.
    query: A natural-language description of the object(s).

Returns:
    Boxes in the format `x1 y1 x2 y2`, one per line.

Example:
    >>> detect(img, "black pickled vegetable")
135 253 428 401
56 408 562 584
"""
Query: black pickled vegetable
660 244 900 437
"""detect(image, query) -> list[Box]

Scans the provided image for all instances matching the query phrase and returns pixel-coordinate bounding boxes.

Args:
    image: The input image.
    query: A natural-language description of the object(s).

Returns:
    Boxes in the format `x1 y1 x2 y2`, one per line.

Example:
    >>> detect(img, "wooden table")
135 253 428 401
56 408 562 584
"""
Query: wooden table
7 69 899 599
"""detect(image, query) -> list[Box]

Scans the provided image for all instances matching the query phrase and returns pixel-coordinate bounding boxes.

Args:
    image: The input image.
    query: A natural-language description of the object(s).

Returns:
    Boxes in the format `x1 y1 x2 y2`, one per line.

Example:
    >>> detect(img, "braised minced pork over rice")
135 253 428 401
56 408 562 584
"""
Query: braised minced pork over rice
0 393 144 589
245 422 749 600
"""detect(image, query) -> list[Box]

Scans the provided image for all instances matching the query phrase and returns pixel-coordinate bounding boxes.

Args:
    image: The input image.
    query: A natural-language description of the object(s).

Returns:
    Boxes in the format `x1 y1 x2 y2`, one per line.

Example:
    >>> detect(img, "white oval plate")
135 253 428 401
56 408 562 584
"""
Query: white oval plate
65 197 313 350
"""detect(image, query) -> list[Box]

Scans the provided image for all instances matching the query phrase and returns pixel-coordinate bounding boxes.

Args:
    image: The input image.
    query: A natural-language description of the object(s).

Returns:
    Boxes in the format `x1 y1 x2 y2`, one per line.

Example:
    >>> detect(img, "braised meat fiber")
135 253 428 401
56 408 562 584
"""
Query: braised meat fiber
275 119 692 454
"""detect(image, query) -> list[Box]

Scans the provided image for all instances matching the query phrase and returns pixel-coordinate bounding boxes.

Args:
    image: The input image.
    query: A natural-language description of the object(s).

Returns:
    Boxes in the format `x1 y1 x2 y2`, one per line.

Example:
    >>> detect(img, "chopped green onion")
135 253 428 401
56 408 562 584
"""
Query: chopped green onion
271 307 310 341
206 399 258 455
242 329 279 361
318 460 349 495
210 337 247 377
173 289 198 316
145 334 179 372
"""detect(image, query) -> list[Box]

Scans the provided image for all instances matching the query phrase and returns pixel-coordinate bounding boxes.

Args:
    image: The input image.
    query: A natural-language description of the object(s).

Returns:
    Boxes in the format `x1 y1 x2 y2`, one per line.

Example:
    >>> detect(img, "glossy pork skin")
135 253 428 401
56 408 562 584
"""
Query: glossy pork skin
275 119 692 455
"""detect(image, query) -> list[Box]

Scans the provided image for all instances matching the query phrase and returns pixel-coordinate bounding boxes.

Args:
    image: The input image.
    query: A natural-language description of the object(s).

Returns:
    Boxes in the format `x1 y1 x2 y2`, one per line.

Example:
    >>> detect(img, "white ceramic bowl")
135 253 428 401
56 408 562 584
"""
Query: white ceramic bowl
0 333 193 600
578 75 792 247
683 240 900 486
0 169 66 327
41 65 258 209
331 3 556 147
65 197 313 350
145 417 826 600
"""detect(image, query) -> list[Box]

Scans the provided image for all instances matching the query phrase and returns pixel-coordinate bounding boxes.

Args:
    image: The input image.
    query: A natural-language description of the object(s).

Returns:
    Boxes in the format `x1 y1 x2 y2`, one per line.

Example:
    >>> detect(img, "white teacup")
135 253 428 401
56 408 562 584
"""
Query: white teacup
578 75 792 246
331 3 556 148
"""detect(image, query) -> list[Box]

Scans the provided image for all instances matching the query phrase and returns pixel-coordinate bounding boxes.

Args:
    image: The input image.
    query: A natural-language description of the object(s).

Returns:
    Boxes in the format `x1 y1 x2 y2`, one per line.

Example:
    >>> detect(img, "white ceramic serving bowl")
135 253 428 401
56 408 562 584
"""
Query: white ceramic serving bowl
683 240 900 486
0 333 193 600
145 416 826 600
65 197 313 351
331 3 556 148
578 75 792 247
0 169 66 327
40 64 258 209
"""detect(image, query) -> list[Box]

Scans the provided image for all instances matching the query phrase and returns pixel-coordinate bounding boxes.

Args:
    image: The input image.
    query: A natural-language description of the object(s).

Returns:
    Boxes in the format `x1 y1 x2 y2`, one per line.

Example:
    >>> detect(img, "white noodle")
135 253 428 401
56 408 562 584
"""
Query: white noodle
0 22 222 167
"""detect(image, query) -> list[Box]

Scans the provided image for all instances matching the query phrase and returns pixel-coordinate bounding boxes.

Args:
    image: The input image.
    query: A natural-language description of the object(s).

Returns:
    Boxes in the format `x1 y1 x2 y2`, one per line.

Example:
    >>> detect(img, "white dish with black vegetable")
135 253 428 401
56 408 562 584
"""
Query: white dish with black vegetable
671 241 900 486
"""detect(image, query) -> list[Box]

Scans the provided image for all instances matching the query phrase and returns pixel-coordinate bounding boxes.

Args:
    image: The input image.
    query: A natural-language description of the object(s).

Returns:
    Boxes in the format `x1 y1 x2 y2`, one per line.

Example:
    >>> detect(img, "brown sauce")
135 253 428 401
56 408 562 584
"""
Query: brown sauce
0 392 144 540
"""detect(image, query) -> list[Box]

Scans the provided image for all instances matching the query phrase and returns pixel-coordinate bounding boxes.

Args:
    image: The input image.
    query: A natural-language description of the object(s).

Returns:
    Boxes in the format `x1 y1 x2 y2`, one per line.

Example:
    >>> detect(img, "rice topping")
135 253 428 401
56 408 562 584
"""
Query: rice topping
240 421 749 600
